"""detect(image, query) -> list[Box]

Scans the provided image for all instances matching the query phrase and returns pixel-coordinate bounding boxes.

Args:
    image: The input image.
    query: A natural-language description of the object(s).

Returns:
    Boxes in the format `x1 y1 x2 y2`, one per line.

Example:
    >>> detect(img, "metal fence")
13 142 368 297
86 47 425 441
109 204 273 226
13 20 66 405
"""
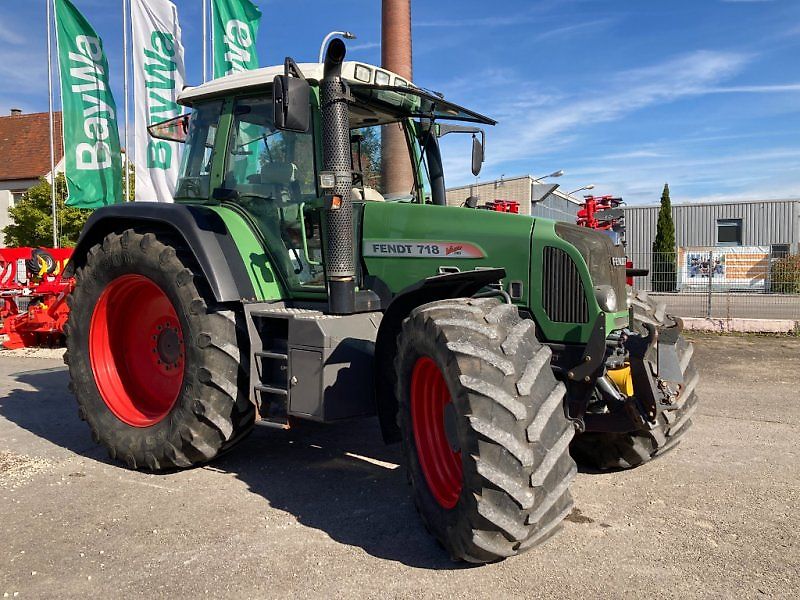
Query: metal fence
627 250 800 321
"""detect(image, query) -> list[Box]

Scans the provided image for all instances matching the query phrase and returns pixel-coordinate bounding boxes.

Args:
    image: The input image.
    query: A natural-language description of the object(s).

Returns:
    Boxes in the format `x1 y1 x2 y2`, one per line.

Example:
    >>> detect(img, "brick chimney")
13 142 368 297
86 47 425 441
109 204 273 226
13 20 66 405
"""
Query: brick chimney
381 0 415 197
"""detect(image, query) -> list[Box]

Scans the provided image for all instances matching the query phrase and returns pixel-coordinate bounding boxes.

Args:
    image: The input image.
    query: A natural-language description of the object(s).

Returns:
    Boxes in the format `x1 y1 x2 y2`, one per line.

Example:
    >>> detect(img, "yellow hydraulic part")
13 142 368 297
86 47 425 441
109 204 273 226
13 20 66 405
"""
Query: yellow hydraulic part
37 256 49 278
607 363 634 397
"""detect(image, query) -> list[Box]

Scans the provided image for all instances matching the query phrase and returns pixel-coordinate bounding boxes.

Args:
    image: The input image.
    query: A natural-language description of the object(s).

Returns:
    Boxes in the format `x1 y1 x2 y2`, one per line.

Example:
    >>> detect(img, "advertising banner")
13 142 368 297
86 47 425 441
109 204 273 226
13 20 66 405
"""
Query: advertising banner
212 0 262 77
55 0 122 208
131 0 186 202
678 246 770 291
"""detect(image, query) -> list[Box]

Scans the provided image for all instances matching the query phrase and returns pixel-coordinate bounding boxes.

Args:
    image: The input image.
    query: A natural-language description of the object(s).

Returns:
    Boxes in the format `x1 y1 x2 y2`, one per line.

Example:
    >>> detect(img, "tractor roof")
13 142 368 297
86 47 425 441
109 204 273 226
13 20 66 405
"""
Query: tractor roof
178 61 497 126
178 62 412 105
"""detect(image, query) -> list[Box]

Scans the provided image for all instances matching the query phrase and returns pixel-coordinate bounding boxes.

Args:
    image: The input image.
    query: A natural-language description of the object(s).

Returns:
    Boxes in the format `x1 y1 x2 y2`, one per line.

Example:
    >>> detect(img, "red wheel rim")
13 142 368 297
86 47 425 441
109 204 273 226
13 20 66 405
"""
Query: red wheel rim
89 274 184 427
410 356 463 509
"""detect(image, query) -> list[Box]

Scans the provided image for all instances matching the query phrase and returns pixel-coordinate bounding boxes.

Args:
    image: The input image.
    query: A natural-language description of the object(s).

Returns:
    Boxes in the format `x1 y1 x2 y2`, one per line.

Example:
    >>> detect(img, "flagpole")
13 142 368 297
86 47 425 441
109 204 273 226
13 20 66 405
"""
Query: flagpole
202 0 208 81
122 0 130 202
46 0 58 247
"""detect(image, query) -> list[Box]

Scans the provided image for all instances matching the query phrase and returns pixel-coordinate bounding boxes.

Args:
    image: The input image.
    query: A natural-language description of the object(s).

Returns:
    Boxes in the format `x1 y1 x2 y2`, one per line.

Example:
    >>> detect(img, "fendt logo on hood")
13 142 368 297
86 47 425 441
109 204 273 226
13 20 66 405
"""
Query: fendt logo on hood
363 240 486 259
611 256 627 267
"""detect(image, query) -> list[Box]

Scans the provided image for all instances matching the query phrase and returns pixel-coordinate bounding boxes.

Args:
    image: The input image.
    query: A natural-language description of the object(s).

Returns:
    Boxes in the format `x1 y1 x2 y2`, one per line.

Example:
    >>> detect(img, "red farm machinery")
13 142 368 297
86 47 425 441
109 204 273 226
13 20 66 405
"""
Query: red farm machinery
0 247 74 349
576 194 646 285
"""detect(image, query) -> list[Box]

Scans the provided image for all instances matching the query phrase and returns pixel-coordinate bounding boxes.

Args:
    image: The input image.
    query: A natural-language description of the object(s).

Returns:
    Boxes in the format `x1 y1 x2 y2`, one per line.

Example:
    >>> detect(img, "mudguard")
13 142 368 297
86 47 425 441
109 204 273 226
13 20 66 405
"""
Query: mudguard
65 203 255 303
373 268 506 443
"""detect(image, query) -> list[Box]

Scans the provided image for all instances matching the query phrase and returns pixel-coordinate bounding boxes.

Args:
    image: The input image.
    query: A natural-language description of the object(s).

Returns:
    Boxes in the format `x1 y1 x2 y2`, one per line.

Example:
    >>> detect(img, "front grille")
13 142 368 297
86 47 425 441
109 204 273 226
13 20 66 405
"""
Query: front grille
542 246 589 323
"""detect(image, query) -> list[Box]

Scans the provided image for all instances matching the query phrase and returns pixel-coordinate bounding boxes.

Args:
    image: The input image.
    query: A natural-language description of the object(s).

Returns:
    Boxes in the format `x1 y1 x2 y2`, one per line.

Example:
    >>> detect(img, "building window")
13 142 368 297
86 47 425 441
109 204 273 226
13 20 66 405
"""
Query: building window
771 244 790 259
716 219 742 246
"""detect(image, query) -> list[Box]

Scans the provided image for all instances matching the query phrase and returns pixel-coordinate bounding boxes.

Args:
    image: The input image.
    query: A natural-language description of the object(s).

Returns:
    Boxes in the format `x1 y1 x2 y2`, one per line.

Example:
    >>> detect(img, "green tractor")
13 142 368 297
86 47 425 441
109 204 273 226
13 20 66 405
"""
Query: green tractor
64 40 699 563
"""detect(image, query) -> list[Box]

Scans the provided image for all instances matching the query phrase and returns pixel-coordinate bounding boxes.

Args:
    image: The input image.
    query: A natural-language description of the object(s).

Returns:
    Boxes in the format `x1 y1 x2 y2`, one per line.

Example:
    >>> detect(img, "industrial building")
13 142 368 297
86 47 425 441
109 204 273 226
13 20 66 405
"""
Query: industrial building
445 174 582 221
624 198 800 257
623 198 800 292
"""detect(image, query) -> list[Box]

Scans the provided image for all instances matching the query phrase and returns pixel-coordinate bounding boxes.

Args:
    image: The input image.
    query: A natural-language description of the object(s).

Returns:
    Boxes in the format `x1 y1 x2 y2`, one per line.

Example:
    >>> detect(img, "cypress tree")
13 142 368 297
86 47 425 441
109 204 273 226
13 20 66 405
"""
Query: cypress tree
652 183 677 292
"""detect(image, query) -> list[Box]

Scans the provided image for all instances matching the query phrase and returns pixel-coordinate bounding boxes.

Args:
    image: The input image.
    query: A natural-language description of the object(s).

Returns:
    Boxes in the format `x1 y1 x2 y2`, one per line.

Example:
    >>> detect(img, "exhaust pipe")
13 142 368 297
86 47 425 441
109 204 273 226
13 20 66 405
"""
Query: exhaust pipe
320 38 355 315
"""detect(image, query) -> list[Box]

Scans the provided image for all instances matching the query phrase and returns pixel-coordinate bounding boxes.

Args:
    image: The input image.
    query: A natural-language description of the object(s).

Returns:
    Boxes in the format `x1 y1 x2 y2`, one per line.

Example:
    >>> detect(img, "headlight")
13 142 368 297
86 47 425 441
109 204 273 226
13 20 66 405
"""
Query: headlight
594 285 618 312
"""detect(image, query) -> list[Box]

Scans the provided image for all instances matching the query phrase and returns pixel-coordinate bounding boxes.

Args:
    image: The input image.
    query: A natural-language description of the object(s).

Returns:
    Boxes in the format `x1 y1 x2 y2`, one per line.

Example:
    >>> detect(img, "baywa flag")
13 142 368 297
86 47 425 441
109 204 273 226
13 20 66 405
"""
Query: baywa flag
132 0 186 202
212 0 262 179
55 0 122 208
212 0 262 77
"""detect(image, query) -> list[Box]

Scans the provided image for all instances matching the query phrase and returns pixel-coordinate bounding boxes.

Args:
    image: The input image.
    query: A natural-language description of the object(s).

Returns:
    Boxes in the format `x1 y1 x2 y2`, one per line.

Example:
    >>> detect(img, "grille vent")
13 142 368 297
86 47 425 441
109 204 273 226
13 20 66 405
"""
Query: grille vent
542 246 589 323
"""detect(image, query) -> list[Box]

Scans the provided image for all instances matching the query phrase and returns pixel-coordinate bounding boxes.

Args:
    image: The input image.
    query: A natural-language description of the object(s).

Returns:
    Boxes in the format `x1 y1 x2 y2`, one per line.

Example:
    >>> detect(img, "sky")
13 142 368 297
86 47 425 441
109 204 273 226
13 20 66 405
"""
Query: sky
1 0 799 205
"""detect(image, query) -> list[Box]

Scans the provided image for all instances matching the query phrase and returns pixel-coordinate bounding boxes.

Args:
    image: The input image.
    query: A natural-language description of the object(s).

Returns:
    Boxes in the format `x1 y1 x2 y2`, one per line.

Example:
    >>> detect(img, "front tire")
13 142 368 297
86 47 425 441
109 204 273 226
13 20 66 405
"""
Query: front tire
570 289 700 470
65 229 255 470
395 298 576 563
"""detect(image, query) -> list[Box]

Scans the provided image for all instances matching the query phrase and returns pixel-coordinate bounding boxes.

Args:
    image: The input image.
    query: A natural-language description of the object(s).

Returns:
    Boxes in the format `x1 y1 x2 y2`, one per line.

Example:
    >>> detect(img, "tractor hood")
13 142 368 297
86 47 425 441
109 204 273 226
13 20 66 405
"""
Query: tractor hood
361 201 533 304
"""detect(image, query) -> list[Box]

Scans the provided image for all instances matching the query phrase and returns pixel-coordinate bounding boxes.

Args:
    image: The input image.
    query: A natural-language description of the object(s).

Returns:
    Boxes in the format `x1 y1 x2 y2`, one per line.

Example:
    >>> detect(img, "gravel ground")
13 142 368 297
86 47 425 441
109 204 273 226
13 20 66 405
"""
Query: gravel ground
0 333 798 599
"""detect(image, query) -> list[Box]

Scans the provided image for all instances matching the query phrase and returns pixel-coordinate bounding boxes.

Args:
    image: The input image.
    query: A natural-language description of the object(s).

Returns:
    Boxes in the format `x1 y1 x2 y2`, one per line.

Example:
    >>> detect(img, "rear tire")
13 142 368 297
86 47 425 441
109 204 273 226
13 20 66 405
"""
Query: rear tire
65 229 255 470
395 297 576 563
570 289 700 470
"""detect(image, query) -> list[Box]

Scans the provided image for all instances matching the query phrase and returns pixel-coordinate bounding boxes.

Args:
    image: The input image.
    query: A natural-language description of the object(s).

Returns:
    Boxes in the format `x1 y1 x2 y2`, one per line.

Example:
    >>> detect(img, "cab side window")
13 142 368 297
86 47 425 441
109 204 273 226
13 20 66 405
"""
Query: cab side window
175 101 222 199
226 97 324 290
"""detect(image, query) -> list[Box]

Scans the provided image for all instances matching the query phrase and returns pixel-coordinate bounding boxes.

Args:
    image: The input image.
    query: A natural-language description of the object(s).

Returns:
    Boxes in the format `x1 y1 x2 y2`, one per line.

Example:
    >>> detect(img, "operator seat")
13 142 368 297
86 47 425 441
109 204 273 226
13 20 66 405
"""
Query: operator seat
351 186 385 202
227 162 300 202
258 163 300 203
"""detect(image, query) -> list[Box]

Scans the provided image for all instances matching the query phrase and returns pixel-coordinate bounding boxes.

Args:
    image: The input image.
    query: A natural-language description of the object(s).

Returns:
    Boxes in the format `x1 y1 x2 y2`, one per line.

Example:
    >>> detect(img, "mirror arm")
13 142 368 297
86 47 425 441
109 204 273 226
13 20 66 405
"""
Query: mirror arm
437 123 484 139
283 56 306 81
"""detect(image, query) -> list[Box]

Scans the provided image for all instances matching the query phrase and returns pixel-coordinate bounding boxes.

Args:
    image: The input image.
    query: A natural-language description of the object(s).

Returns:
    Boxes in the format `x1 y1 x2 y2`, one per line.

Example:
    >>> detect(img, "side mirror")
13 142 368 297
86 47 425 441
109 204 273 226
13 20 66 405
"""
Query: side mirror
273 74 310 133
465 196 479 208
147 114 190 143
471 134 484 177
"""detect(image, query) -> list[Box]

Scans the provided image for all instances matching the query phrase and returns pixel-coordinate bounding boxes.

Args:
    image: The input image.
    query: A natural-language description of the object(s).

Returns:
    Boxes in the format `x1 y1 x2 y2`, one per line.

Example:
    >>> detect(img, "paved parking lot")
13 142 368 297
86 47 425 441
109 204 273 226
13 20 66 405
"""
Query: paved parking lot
1 334 798 598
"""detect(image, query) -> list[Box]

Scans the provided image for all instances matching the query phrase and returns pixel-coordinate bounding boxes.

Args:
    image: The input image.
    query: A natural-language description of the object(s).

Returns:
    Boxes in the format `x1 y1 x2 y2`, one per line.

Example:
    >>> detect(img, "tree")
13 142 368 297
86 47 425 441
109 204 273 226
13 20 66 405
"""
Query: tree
3 174 87 248
3 164 134 249
652 183 677 292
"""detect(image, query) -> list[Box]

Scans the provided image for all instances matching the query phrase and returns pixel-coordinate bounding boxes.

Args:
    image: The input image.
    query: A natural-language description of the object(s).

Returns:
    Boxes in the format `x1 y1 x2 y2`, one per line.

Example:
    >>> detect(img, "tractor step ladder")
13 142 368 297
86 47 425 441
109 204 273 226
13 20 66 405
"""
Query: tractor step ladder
245 305 325 428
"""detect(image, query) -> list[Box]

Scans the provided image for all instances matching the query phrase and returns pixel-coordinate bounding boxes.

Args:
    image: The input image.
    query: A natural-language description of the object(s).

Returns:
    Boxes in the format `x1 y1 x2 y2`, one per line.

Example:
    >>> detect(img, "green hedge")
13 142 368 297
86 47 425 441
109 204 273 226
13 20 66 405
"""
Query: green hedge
771 254 800 294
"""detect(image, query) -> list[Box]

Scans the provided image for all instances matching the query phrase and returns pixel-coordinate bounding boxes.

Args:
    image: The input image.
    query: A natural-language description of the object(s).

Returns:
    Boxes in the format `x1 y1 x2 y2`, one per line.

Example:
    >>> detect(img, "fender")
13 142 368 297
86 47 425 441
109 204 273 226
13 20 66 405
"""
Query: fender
65 203 255 303
374 268 506 443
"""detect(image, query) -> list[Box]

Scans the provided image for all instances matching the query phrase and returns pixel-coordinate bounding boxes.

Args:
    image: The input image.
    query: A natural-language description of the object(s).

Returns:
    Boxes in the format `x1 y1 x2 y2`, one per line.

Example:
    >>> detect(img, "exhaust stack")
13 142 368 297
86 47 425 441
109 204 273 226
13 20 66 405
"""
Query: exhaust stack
320 39 355 314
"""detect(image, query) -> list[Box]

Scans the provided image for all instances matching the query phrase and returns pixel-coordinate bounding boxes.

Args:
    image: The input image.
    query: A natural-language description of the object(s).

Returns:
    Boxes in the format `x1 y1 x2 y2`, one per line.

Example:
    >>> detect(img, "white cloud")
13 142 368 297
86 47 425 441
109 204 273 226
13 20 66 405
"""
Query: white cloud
0 50 48 96
441 49 800 198
347 42 381 52
415 0 565 29
566 147 800 203
416 15 531 28
532 18 615 41
0 22 25 45
481 50 752 166
704 83 800 93
598 150 668 161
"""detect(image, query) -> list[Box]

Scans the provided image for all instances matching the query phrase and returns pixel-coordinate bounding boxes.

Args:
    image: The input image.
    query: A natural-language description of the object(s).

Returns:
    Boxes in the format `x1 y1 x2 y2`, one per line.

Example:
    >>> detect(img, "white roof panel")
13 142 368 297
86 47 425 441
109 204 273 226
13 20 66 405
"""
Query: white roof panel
178 62 413 104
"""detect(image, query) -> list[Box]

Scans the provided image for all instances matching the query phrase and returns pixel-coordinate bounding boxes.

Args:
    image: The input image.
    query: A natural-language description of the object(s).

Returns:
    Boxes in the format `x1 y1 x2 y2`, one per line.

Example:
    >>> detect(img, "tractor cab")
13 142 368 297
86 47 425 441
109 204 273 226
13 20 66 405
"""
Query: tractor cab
151 59 498 304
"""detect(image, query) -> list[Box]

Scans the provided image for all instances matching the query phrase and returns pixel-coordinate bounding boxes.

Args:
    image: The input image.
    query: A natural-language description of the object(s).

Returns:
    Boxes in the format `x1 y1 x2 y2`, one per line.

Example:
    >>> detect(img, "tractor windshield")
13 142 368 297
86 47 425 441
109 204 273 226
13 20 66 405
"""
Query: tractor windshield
350 122 421 202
